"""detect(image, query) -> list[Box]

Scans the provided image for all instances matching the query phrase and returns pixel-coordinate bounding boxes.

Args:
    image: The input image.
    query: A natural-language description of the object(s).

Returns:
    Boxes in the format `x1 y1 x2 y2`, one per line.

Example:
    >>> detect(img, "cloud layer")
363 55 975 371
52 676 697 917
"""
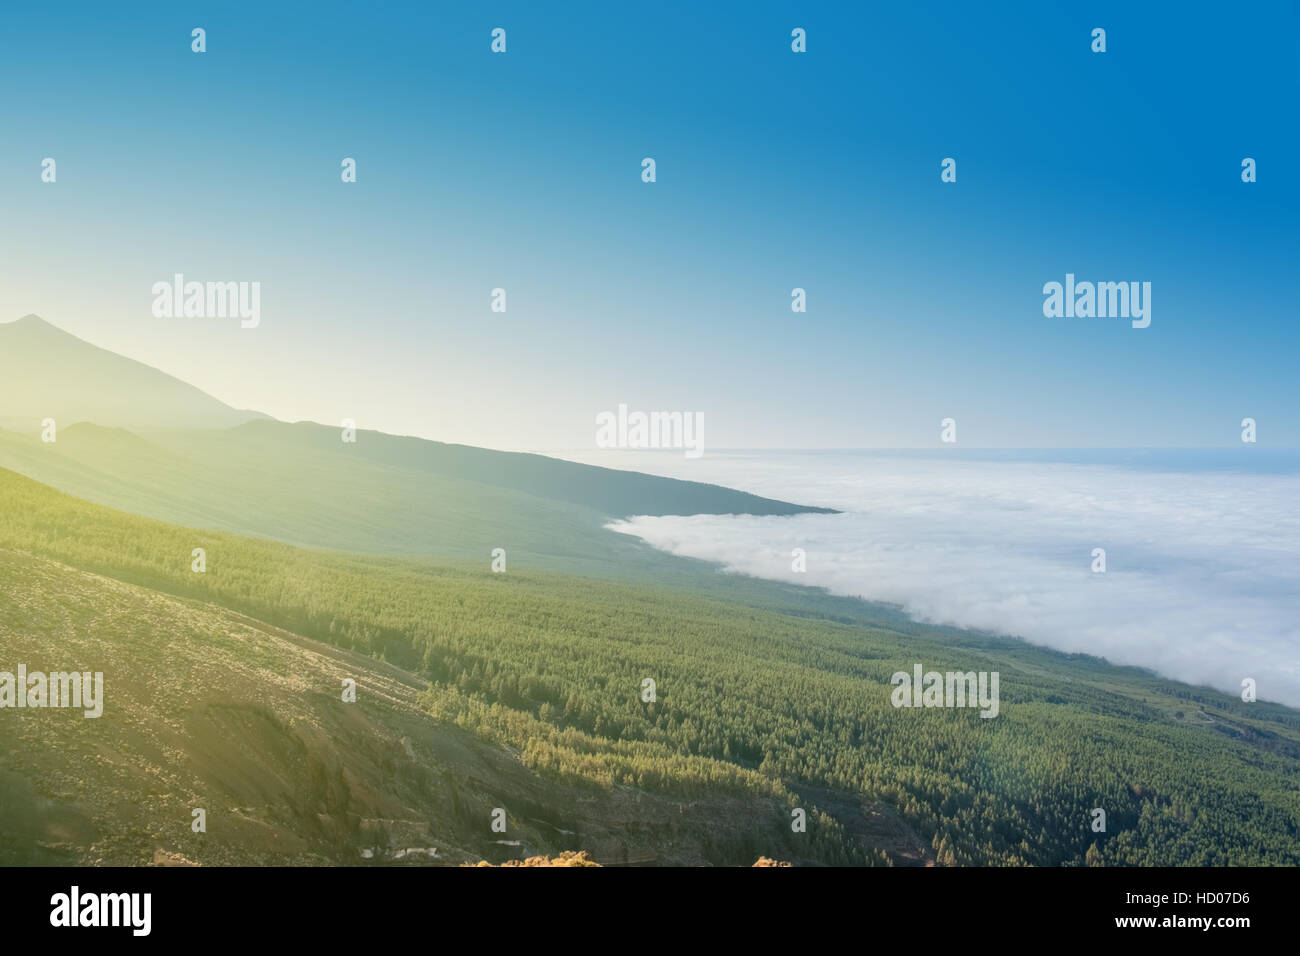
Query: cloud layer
587 451 1300 707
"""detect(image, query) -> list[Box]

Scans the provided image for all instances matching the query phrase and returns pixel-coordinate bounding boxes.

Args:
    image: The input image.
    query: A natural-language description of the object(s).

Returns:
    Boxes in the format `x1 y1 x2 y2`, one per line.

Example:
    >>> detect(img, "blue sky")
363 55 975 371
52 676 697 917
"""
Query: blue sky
1 1 1296 449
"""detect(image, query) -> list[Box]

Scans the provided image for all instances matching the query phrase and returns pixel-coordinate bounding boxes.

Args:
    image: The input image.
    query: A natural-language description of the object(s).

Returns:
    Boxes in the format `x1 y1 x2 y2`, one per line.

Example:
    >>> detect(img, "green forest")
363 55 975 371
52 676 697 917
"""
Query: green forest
2 466 1297 866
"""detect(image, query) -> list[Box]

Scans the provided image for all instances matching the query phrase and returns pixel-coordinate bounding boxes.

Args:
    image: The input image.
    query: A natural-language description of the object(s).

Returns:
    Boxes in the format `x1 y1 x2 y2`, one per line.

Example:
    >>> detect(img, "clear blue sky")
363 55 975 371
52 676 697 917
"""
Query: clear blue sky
1 1 1296 449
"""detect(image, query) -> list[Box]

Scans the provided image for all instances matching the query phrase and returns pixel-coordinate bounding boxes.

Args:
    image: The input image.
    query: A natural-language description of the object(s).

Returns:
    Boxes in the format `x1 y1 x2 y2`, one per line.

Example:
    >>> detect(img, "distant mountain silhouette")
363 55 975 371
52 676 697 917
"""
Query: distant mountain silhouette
0 314 269 431
0 316 833 574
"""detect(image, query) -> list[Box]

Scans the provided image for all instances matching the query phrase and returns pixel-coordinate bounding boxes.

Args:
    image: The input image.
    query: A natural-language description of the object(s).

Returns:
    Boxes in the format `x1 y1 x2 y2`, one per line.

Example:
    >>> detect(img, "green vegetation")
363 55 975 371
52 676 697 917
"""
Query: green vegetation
0 315 828 584
0 417 827 579
3 467 1297 866
1 546 800 867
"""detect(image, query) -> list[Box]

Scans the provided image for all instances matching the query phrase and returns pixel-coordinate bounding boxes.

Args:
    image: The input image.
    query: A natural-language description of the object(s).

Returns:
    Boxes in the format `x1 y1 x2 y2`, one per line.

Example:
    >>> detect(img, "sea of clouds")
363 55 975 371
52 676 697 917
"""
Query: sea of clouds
561 449 1300 708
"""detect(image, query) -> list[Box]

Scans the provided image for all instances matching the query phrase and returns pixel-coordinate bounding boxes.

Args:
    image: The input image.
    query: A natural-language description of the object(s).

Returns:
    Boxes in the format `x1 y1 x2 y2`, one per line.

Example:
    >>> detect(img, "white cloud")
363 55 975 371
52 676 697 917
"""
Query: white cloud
590 451 1300 707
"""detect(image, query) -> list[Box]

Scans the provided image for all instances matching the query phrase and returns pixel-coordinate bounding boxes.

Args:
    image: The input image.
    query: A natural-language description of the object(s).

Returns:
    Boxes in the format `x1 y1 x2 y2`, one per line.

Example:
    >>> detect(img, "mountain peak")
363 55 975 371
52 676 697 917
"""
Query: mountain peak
0 314 270 431
3 314 74 338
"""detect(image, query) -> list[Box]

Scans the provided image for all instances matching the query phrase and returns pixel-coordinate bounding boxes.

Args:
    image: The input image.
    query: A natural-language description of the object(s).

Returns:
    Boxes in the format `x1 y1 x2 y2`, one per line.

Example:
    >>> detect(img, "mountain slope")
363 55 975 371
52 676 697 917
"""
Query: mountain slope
2 548 824 866
0 420 825 579
3 467 1298 867
0 315 267 431
0 315 831 573
227 419 832 518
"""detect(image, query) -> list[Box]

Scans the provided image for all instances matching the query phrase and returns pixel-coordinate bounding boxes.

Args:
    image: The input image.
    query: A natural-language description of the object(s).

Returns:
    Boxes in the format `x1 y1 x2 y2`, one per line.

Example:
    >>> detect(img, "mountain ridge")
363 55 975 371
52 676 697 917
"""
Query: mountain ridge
0 316 834 568
0 314 270 431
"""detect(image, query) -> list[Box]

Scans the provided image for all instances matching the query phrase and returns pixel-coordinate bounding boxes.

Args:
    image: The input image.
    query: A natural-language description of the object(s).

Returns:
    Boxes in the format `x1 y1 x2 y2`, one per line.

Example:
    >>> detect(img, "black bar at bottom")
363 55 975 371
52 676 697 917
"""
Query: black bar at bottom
0 865 1278 941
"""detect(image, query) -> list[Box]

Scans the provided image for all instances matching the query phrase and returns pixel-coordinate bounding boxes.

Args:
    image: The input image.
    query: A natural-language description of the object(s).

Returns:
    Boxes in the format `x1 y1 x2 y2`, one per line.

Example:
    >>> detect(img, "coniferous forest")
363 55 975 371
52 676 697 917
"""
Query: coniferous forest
3 467 1296 867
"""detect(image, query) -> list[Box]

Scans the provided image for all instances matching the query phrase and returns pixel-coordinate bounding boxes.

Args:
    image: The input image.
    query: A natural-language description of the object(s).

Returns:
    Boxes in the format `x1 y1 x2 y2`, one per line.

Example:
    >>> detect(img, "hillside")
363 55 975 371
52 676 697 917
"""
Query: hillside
0 315 267 431
3 467 1298 866
0 420 827 577
0 546 816 867
0 315 831 573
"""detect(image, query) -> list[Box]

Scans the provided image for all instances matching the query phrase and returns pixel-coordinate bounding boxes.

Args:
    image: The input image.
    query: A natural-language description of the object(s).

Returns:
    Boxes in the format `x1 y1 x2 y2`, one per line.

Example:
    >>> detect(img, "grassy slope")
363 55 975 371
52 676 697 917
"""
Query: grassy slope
0 421 828 578
2 468 1297 866
0 549 809 867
